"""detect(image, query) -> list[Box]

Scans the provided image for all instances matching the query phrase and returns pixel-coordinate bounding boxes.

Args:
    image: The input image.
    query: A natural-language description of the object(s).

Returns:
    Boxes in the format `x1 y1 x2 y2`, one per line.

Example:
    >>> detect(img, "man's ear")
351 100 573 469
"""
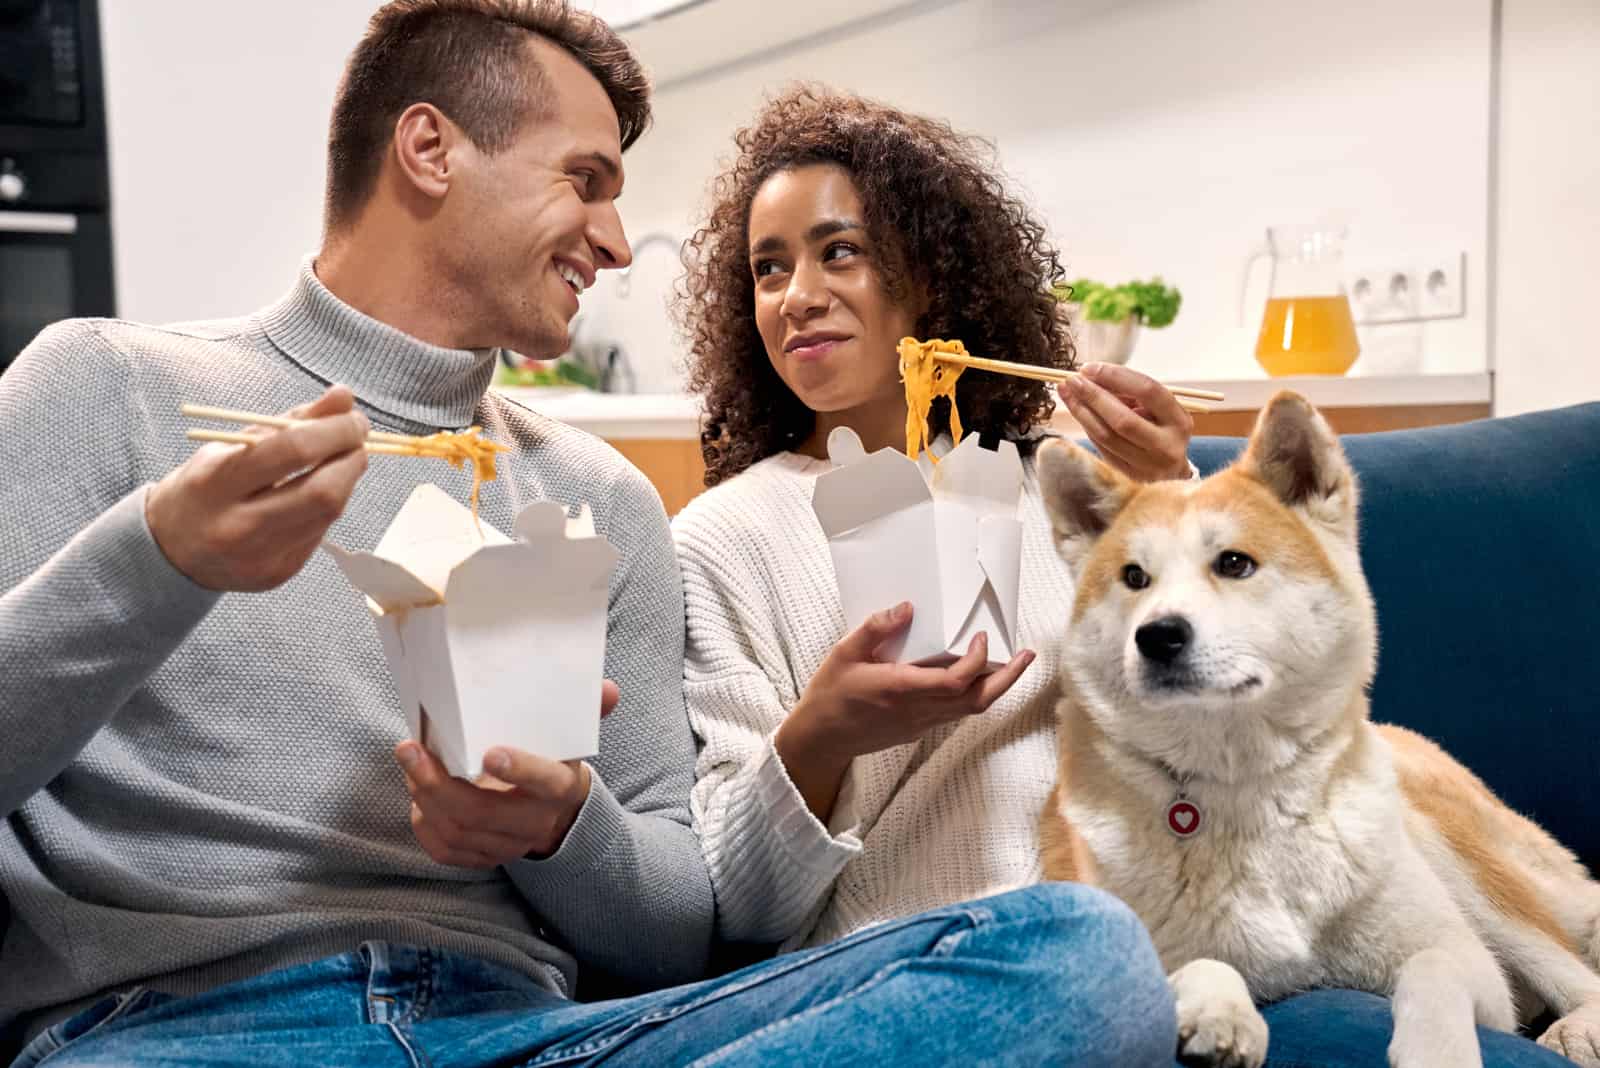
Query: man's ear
391 102 455 203
1239 391 1358 537
1036 437 1138 574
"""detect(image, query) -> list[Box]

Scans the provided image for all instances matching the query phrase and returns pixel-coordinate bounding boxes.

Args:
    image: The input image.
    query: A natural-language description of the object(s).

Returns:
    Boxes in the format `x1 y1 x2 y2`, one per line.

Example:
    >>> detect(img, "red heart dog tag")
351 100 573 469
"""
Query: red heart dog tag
1166 799 1202 838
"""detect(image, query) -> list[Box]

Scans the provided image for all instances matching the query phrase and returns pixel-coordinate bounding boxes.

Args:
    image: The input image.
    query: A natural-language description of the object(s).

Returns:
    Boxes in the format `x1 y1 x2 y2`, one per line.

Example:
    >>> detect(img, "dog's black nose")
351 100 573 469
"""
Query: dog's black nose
1136 616 1192 665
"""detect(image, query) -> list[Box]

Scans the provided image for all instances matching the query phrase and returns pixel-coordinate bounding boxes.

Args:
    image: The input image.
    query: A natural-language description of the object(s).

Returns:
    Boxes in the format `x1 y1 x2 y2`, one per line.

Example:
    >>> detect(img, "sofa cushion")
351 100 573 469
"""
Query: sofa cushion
1189 402 1600 873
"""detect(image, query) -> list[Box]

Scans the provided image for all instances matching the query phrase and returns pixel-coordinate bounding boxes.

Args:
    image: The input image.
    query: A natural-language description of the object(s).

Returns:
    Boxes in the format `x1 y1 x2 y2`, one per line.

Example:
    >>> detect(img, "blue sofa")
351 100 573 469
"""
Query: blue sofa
1190 400 1600 874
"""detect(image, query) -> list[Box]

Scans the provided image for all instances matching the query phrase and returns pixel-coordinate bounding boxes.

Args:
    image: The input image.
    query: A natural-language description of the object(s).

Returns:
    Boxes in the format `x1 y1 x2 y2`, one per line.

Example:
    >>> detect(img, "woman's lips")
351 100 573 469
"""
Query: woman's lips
788 338 846 362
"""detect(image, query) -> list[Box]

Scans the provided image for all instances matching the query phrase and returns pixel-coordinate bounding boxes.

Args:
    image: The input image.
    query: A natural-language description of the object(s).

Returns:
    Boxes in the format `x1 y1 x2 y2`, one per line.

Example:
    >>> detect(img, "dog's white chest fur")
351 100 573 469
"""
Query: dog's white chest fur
1062 738 1404 1002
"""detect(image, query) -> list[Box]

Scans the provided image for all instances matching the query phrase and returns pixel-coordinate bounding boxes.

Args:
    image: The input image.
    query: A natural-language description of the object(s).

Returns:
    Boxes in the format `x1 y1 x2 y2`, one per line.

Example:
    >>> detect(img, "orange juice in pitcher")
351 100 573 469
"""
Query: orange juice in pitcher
1255 294 1360 376
1243 226 1360 377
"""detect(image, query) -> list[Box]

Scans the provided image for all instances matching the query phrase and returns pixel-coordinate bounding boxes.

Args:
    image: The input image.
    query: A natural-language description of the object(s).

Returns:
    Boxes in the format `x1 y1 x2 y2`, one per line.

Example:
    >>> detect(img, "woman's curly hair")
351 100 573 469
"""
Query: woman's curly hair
676 85 1074 487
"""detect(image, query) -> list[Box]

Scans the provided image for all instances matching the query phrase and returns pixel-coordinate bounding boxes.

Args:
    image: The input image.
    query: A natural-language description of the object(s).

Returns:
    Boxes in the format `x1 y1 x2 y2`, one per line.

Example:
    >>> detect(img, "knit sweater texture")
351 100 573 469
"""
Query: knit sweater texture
673 447 1073 949
0 261 712 1035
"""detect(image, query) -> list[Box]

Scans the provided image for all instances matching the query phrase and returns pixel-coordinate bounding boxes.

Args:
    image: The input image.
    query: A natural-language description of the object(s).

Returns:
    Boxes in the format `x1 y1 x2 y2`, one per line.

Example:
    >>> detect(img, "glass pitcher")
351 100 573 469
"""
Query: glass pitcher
1241 225 1360 377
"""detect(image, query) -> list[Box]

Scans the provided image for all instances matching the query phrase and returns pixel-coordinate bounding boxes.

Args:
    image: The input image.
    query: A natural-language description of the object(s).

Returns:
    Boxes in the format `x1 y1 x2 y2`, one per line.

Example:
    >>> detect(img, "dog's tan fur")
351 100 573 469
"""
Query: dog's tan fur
1035 392 1600 1067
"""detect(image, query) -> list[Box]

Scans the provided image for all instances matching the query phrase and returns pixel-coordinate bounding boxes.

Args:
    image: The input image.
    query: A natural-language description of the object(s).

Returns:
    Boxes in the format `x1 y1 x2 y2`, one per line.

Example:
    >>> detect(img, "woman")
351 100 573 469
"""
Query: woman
672 86 1572 1068
672 84 1192 953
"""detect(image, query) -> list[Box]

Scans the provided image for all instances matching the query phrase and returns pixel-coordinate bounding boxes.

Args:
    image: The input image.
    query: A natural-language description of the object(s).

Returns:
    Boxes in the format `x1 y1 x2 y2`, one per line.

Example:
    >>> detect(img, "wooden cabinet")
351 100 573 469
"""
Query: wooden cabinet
1186 402 1490 437
606 438 706 517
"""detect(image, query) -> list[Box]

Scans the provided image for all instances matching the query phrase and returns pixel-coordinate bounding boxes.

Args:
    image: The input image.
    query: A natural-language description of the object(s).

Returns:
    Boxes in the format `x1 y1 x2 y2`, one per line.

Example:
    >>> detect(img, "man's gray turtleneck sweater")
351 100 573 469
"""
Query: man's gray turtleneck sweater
0 261 713 1037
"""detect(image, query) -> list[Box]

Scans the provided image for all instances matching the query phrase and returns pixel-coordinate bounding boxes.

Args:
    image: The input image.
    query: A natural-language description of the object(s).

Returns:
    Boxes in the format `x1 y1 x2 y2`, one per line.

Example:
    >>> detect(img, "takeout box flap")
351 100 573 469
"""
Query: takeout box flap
367 483 511 598
513 500 567 543
813 427 932 538
928 435 1023 506
322 542 442 613
442 537 617 607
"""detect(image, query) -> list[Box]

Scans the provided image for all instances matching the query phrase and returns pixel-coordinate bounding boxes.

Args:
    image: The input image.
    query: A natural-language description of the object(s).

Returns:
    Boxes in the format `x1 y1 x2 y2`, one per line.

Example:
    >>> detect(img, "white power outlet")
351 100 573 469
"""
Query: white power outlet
1348 252 1466 324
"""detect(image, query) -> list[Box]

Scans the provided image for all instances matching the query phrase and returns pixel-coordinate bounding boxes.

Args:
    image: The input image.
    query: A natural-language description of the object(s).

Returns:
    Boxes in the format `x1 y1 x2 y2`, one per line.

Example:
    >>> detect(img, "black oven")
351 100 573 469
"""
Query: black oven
0 0 114 375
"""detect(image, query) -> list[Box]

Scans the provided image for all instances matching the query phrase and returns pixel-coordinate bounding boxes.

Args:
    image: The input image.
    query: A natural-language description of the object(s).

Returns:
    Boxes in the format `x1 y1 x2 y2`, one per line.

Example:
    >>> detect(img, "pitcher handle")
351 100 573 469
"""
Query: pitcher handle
1238 245 1273 327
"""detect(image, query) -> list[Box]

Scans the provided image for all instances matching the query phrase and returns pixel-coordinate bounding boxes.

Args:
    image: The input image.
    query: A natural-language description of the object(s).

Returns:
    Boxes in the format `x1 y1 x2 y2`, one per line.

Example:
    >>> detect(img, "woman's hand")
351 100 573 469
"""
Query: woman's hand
775 603 1035 821
1060 362 1194 482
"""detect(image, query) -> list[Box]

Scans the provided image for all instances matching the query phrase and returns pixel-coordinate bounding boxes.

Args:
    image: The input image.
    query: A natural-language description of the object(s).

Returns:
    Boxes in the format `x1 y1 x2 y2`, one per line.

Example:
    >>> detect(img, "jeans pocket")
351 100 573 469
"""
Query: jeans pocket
12 988 164 1068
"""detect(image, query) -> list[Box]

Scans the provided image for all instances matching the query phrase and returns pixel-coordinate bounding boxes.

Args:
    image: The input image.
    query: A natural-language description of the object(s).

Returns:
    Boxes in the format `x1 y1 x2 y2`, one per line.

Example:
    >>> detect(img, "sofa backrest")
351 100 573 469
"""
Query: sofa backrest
1189 401 1600 873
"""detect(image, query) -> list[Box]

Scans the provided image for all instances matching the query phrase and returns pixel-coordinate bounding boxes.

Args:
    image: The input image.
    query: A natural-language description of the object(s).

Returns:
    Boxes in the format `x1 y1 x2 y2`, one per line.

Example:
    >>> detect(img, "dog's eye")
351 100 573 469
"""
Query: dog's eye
1122 564 1151 590
1215 550 1257 579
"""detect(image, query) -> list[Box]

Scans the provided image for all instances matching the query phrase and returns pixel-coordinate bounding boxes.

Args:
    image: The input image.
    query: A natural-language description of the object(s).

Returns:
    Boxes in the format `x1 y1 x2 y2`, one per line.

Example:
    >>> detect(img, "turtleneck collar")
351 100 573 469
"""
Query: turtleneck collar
257 257 499 430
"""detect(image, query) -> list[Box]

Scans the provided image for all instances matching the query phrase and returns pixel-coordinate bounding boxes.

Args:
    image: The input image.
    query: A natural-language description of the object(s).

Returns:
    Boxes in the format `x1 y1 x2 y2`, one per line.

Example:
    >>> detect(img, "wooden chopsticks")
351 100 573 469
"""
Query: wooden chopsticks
181 404 457 457
928 350 1223 415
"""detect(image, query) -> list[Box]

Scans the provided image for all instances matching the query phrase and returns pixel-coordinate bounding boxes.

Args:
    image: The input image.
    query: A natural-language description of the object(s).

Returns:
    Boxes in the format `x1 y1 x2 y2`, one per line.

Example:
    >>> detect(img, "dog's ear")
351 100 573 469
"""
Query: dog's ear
1239 391 1358 536
1037 437 1138 572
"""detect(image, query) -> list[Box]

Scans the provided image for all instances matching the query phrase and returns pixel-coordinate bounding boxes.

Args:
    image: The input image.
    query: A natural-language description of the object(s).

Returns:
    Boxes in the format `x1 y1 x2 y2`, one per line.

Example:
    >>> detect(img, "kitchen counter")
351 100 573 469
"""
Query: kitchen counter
493 386 703 440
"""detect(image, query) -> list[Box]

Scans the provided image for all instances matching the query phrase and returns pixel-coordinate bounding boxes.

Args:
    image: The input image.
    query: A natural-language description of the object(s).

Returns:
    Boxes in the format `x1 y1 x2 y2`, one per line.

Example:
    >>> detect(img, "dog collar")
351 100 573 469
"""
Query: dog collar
1161 764 1204 839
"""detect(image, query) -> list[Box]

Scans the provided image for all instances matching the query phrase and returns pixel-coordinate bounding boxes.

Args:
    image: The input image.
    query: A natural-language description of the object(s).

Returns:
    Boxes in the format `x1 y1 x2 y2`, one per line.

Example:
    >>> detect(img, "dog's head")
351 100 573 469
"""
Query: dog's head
1037 392 1376 779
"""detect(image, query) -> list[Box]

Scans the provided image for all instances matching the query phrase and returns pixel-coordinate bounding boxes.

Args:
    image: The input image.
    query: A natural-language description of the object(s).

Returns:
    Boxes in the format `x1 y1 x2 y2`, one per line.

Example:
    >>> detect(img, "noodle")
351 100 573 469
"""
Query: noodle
898 337 966 461
406 427 509 530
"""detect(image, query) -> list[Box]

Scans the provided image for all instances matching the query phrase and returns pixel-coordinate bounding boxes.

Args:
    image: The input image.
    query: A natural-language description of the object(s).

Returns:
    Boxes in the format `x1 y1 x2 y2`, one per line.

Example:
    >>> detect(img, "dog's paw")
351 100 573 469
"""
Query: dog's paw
1170 959 1269 1068
1538 1003 1600 1067
1387 1021 1484 1068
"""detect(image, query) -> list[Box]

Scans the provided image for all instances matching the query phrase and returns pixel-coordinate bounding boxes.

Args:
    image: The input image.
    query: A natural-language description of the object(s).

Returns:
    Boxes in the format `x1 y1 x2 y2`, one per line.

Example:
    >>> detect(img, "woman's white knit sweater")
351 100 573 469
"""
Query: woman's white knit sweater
672 447 1074 949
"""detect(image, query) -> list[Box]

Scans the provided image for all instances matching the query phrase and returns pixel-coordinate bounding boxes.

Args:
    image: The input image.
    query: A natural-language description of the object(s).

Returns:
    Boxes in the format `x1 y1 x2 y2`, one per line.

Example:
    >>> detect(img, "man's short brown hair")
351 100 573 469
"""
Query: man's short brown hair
325 0 650 230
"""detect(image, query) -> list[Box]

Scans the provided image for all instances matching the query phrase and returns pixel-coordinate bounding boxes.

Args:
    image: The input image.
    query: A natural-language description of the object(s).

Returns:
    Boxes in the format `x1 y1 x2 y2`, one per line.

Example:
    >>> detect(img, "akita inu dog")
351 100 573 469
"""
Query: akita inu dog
1035 392 1600 1068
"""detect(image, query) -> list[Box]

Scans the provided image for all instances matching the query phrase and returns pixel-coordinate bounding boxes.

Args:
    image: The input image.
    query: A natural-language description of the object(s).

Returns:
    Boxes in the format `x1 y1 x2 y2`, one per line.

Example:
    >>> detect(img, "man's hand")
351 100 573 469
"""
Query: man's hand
146 385 370 591
398 680 621 869
1060 362 1194 482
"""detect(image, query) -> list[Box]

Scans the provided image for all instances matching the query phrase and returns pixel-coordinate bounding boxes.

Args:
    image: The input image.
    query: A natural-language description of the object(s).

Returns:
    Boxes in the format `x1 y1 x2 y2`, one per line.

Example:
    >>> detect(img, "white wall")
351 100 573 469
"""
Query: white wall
612 0 1494 389
99 0 1600 415
99 1 375 324
1491 0 1600 416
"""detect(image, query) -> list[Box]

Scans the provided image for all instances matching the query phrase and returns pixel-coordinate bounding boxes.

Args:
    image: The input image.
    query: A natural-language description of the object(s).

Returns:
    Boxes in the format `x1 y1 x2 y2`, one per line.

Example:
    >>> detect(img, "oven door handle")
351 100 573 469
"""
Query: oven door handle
0 211 79 235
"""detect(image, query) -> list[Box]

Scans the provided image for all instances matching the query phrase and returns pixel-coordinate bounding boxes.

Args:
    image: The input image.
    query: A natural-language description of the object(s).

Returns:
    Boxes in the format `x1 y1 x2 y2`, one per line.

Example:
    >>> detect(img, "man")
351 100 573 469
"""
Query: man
0 3 1175 1065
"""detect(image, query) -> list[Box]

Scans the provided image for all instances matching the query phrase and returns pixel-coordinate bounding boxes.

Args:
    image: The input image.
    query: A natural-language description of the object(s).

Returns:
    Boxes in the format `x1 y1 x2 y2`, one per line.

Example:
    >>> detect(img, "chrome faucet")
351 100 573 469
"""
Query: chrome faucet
616 231 684 298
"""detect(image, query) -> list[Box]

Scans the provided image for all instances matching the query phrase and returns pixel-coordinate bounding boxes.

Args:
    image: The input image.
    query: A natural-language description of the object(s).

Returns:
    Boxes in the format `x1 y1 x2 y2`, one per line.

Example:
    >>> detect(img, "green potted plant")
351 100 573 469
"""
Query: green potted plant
1051 277 1181 366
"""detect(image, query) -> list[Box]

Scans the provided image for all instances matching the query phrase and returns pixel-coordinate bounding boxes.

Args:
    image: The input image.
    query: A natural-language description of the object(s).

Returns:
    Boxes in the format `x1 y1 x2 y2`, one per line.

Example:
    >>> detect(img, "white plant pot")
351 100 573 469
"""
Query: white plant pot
1061 302 1140 366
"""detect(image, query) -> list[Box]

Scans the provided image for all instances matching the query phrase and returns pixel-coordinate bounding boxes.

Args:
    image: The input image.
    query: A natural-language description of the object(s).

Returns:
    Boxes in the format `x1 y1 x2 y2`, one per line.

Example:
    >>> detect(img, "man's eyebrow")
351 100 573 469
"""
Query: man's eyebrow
569 150 622 182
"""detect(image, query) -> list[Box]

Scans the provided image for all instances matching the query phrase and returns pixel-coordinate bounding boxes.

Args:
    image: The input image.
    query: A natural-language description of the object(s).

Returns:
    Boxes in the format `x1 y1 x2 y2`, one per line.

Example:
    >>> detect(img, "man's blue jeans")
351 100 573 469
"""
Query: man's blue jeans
9 881 1575 1068
10 883 1177 1067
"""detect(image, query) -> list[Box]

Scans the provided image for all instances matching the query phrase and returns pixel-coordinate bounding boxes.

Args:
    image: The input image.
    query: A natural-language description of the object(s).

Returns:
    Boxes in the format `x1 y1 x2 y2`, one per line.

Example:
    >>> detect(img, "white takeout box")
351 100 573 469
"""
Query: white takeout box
812 427 1023 671
323 484 618 779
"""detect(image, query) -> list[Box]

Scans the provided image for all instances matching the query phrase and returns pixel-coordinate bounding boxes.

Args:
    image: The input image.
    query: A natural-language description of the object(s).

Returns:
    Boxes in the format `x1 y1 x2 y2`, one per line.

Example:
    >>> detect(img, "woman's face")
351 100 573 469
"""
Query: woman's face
747 164 920 419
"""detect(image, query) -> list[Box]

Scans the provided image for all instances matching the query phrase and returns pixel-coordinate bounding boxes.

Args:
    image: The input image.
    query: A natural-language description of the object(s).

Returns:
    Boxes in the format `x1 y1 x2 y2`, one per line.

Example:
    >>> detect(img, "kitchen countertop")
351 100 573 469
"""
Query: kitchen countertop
494 386 703 439
495 372 1492 441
